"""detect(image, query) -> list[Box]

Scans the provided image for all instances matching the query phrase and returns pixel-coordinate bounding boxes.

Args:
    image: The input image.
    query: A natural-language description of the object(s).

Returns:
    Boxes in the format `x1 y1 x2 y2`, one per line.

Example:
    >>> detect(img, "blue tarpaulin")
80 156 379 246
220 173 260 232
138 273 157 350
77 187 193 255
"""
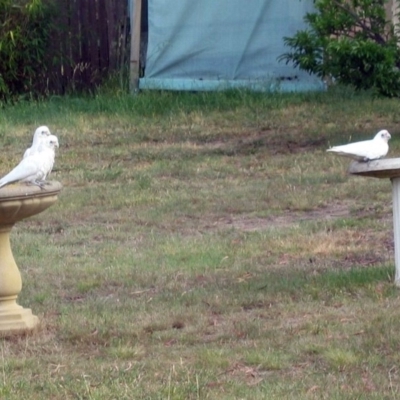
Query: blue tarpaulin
136 0 324 92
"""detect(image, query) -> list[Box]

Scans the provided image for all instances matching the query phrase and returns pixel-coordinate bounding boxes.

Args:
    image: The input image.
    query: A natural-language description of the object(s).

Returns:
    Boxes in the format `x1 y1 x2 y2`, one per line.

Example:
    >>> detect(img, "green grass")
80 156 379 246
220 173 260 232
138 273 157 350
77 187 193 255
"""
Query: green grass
0 86 400 398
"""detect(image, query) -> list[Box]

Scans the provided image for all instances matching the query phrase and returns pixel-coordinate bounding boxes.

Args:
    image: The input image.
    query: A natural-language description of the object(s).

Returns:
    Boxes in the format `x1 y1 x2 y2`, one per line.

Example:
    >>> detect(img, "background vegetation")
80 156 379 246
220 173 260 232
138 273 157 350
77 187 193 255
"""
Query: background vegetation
0 87 399 398
3 0 400 102
0 0 56 100
281 0 400 97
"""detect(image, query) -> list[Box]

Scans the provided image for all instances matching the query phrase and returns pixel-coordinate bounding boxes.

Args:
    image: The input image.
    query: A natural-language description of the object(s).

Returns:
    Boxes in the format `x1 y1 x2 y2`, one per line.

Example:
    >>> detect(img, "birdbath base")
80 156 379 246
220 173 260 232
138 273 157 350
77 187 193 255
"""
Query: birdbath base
0 182 62 334
0 301 38 334
0 225 40 334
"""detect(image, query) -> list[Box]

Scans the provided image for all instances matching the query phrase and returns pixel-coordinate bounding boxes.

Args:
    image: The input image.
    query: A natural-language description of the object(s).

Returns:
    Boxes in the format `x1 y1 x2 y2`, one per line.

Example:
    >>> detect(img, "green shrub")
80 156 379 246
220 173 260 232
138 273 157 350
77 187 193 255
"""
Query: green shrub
0 0 56 101
279 0 400 97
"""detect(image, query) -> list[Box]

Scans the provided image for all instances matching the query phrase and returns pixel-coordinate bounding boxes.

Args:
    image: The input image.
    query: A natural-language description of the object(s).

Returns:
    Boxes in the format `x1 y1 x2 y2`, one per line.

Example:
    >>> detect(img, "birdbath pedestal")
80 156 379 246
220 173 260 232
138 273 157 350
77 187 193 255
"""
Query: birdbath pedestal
0 181 62 334
348 158 400 286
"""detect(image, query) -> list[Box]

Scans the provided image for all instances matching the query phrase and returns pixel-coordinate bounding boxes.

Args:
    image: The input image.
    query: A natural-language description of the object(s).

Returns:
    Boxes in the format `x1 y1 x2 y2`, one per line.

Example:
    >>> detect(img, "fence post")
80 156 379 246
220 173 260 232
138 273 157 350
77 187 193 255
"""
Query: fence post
129 0 142 94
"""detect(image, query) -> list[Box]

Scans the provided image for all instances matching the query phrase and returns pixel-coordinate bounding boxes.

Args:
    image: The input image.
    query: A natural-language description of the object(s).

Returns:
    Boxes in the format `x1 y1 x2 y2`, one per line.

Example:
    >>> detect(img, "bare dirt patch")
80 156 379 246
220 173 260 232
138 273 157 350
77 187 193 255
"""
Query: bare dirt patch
203 129 327 156
209 202 352 232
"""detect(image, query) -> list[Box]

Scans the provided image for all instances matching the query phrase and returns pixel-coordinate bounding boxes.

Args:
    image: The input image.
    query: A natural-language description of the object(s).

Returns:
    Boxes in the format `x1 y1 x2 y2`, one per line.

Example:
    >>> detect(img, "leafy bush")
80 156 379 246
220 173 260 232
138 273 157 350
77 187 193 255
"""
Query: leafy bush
279 0 400 97
0 0 56 101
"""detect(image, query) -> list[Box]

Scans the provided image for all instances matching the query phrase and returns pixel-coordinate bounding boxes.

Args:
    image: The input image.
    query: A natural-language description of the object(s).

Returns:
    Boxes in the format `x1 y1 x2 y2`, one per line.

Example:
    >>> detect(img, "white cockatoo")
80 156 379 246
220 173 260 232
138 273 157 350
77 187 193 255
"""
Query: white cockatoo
0 135 59 189
326 130 391 162
23 125 52 158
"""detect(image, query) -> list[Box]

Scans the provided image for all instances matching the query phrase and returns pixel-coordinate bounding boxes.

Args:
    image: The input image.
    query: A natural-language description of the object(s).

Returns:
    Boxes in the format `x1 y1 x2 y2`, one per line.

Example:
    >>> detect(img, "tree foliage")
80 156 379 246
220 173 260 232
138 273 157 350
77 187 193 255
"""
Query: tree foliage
0 0 56 101
279 0 400 97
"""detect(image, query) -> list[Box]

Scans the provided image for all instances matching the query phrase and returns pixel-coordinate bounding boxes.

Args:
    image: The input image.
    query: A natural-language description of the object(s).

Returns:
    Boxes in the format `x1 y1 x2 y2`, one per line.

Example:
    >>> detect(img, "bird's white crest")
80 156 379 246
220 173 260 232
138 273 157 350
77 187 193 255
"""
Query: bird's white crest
23 125 52 159
0 134 59 189
326 129 391 161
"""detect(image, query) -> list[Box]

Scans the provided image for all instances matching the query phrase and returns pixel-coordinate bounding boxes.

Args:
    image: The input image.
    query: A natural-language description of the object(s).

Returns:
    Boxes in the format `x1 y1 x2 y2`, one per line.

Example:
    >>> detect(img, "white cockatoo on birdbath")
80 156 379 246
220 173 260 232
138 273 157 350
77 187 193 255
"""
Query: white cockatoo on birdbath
326 130 391 162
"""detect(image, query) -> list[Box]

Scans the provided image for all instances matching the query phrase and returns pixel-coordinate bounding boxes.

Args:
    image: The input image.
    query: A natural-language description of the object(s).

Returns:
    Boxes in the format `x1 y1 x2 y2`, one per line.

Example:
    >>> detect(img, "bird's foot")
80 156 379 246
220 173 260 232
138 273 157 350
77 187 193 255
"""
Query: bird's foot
33 180 48 190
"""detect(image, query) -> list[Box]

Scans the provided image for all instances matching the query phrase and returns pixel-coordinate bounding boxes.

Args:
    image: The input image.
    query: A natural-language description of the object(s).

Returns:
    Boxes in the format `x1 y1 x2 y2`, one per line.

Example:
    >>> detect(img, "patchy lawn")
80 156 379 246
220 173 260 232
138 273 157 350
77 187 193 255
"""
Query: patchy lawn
0 87 399 399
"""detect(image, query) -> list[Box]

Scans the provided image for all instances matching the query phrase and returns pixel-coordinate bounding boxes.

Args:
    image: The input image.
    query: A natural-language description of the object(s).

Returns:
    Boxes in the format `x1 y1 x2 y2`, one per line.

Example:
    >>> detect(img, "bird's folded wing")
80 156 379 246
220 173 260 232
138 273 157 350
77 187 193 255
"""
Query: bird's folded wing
328 141 374 157
0 159 40 184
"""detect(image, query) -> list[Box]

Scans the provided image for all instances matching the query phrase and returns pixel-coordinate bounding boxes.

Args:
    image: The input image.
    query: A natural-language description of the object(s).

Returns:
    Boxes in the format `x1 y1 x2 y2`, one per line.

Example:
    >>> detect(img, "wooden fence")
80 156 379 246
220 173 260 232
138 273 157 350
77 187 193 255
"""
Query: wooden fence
47 0 131 94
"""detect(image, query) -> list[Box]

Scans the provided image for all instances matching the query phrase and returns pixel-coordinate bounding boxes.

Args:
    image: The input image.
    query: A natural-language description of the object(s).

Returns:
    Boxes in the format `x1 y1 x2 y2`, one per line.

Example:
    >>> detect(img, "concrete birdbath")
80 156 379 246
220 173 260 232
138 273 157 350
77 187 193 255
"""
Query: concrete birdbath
348 158 400 286
0 181 62 334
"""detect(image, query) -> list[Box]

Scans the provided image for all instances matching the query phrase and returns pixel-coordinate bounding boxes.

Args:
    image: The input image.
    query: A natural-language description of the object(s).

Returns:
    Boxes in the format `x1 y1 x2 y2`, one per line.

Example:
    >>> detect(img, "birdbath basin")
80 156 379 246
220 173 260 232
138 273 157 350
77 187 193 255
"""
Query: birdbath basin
0 181 62 334
348 158 400 285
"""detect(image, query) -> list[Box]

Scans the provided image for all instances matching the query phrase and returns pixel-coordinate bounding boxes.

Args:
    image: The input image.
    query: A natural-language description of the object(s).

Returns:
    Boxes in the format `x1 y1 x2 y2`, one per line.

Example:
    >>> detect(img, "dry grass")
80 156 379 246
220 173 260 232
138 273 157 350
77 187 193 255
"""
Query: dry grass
0 87 399 398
